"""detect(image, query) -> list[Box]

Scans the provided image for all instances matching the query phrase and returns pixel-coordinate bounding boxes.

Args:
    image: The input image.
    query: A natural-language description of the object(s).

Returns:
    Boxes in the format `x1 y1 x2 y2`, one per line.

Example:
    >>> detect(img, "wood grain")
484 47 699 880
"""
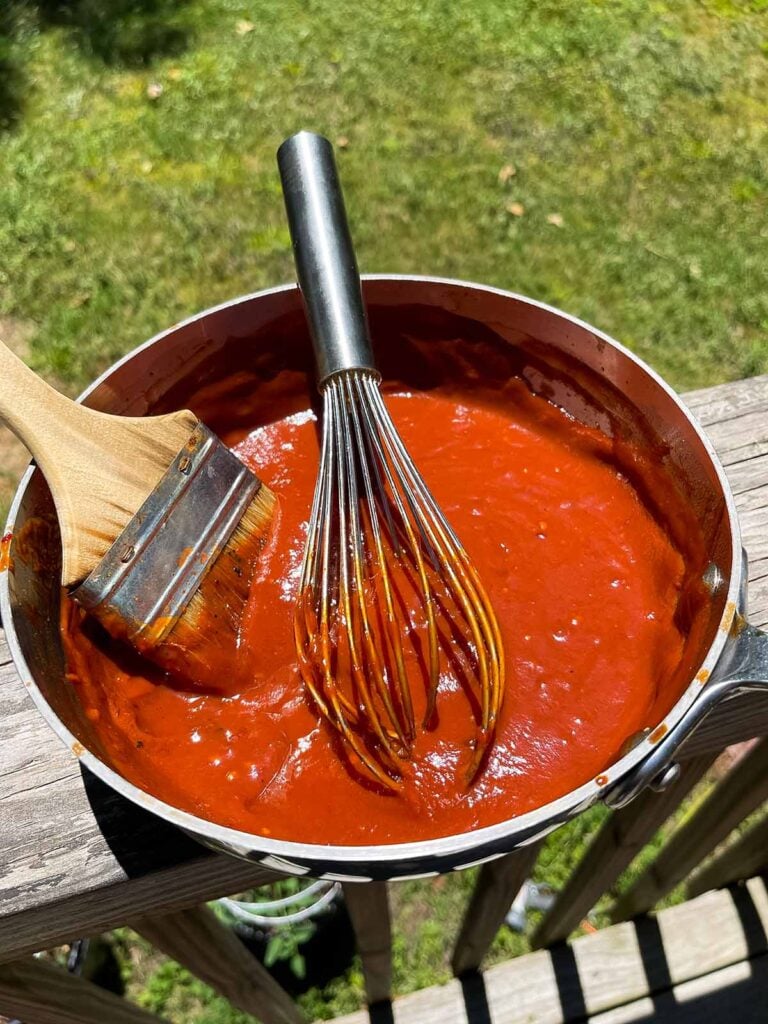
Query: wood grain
131 905 303 1024
0 624 279 962
0 337 198 585
688 815 768 898
0 853 278 965
610 737 768 922
342 882 392 1004
0 955 166 1023
451 844 541 975
328 878 768 1024
531 756 714 949
681 373 768 425
586 957 768 1023
679 690 768 757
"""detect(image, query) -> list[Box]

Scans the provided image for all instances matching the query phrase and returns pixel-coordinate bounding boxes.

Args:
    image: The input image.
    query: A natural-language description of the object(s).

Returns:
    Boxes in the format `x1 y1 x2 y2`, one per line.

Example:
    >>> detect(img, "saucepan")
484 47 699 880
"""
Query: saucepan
3 276 768 881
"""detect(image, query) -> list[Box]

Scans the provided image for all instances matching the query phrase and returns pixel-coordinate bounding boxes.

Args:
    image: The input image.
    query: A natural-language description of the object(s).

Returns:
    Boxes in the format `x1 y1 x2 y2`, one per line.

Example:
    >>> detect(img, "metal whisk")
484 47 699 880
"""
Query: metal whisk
278 132 504 789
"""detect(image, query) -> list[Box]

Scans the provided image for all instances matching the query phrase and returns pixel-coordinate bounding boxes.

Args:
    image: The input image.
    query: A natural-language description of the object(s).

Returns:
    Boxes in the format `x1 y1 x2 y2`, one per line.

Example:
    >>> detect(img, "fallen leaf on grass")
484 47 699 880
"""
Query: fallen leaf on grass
506 201 525 217
498 163 516 184
236 20 255 35
546 212 564 227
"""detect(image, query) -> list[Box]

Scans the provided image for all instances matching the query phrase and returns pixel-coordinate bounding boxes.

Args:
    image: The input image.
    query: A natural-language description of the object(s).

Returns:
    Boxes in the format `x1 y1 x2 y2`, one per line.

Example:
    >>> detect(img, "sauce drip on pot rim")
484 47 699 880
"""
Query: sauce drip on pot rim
61 380 705 844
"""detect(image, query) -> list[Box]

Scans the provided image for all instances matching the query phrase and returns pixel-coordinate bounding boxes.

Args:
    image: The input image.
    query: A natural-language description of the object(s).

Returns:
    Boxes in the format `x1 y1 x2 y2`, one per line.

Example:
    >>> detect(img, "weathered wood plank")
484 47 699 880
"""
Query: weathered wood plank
688 816 768 898
0 956 166 1024
746 554 768 581
681 690 768 757
734 505 768 565
0 630 285 962
682 374 768 426
0 856 277 965
587 956 768 1023
451 843 541 975
341 882 392 1004
0 647 209 918
132 905 302 1024
722 478 768 514
530 755 713 949
699 409 768 460
610 737 768 922
718 437 768 469
329 879 768 1024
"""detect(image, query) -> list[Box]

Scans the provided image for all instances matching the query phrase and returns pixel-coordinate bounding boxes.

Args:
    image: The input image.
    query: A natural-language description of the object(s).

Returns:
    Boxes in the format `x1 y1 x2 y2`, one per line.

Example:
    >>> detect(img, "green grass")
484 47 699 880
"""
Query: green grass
3 1 766 1019
1 0 766 392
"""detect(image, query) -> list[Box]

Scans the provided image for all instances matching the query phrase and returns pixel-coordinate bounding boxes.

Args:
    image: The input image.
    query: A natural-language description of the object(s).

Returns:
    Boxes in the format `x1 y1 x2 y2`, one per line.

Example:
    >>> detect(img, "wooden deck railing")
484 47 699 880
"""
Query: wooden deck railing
340 740 768 1016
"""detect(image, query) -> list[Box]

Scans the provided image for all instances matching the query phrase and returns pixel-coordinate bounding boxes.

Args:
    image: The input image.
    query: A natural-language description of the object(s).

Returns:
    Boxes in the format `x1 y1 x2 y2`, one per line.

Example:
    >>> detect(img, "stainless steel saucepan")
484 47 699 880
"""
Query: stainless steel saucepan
3 276 768 881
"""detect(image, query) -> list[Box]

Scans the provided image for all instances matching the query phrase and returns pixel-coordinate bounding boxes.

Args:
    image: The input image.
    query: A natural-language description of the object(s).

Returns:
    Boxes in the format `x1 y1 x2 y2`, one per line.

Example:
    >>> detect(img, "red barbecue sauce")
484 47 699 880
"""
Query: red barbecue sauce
61 382 694 843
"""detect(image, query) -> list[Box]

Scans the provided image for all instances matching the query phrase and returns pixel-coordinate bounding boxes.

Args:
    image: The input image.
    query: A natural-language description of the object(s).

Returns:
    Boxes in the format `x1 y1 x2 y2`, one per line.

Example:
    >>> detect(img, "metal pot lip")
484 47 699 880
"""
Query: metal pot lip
0 274 742 869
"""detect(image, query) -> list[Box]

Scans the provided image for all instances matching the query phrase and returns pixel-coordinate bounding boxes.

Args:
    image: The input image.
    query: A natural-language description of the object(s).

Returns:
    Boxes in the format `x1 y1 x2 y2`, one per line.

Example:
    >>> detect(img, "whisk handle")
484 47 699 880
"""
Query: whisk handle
277 131 377 385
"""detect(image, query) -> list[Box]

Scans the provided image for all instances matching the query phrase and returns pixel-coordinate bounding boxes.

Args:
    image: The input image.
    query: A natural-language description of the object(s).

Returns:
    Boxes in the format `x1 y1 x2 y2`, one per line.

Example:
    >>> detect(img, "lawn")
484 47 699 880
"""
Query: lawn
1 0 767 1020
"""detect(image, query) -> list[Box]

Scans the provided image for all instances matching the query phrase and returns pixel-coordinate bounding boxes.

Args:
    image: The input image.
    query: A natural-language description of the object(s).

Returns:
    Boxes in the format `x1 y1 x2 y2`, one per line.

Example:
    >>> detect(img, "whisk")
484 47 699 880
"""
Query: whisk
277 132 504 789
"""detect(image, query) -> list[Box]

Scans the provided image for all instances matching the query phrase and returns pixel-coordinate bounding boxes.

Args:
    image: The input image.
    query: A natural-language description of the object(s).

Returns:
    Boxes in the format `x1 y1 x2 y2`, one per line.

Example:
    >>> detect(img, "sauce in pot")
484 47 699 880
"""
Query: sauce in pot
62 378 701 843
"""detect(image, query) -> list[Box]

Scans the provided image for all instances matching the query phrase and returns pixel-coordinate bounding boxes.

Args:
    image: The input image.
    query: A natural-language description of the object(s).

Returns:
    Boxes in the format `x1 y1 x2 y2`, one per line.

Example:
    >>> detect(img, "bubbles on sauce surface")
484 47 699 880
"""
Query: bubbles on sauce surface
60 383 703 845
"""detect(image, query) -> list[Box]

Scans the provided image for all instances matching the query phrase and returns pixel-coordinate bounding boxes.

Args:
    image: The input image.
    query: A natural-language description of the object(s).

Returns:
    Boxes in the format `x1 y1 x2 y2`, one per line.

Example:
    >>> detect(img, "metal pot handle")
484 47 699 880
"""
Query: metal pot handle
604 618 768 809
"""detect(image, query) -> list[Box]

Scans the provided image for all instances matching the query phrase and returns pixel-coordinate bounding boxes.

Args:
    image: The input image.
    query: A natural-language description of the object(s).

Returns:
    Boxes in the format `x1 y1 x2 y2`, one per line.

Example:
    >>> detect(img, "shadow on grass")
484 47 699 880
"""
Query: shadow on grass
0 8 26 130
34 0 192 67
0 0 193 130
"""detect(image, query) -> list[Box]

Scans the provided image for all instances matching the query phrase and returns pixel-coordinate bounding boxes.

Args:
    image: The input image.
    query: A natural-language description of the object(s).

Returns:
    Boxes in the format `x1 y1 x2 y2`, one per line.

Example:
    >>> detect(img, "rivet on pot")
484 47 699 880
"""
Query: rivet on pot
701 562 724 594
650 763 680 793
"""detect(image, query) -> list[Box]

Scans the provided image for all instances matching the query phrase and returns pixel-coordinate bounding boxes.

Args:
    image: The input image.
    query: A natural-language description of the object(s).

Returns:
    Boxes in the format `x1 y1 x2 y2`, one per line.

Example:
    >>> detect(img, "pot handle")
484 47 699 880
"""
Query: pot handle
603 617 768 809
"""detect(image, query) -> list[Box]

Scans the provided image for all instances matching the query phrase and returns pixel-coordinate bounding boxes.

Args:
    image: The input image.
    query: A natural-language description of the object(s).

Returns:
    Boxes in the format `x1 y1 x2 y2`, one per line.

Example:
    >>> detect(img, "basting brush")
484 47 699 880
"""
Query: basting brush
0 338 276 691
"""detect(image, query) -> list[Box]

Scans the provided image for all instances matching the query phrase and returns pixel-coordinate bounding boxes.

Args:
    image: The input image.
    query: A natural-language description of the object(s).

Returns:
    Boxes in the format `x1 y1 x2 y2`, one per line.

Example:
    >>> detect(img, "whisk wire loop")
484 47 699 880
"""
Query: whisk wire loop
295 381 400 789
355 377 442 716
332 382 405 759
363 376 502 735
343 375 415 744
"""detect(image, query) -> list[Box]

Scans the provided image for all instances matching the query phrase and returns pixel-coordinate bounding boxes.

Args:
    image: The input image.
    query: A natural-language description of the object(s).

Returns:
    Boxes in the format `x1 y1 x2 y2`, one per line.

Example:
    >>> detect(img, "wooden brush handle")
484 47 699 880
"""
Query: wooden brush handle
0 339 90 456
0 338 198 587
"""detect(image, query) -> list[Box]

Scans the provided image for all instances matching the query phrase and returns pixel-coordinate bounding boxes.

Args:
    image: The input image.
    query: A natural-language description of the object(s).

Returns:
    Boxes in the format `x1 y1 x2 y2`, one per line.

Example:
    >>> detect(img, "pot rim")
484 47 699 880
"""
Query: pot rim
0 274 741 871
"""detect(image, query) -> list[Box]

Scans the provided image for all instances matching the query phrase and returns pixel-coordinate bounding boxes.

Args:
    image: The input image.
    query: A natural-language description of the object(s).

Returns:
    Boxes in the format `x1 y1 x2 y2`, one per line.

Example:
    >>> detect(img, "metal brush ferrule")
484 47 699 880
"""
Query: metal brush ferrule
72 424 260 648
277 132 378 385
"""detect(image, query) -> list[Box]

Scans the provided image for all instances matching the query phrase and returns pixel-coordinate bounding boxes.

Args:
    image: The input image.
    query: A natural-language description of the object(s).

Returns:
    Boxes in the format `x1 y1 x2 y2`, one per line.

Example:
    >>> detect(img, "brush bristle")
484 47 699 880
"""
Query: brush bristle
147 482 279 691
